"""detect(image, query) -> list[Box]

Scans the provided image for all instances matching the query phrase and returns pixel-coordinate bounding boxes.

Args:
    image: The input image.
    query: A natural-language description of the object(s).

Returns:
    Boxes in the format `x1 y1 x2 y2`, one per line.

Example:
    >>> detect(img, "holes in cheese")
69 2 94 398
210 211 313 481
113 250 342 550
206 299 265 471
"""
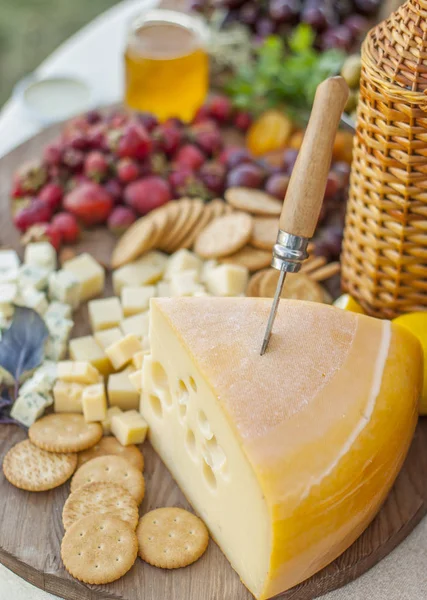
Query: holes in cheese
177 380 189 420
148 395 162 418
150 360 172 407
142 296 423 600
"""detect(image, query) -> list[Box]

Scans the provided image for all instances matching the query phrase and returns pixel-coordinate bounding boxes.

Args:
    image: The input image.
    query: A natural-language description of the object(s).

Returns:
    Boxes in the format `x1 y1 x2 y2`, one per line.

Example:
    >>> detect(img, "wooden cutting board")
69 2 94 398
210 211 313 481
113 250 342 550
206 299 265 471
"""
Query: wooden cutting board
0 123 427 600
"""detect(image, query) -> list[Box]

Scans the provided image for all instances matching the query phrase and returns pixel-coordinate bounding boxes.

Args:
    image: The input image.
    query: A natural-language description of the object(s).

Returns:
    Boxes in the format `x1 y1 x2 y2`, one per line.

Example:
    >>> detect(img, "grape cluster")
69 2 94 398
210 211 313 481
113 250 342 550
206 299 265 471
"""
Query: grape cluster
191 0 380 50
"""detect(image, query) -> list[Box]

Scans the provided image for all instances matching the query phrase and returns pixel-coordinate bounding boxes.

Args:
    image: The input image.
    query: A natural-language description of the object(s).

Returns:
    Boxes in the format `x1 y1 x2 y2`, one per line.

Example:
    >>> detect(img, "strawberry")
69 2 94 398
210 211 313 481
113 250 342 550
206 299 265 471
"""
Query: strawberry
43 142 63 167
153 125 183 156
174 144 205 171
38 183 63 211
51 212 80 244
116 158 140 183
207 95 233 123
108 206 137 235
111 120 152 160
84 151 109 181
124 176 171 215
63 182 113 226
12 160 47 197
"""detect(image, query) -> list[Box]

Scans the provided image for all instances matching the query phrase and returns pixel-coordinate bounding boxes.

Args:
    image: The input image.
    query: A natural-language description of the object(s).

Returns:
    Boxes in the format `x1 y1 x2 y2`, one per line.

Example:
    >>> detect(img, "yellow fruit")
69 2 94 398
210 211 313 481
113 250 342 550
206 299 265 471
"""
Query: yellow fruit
246 110 293 156
333 293 365 314
393 312 427 415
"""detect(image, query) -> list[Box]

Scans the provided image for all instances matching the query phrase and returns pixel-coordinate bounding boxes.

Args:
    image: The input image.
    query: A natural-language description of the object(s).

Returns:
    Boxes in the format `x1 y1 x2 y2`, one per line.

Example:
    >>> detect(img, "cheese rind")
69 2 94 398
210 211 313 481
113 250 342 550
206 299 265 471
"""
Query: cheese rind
143 297 422 600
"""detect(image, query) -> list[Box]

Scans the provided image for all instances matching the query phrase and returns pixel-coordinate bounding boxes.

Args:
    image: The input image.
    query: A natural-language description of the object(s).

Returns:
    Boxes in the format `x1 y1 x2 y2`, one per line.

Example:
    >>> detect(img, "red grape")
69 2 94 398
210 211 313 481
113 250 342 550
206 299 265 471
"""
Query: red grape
265 173 290 199
227 163 265 188
269 0 300 23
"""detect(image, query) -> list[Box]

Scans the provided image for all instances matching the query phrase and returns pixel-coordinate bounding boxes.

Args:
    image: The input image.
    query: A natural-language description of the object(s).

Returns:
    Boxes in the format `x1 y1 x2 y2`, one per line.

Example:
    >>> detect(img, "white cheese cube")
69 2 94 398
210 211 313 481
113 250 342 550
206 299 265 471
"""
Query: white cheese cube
121 285 156 316
206 264 249 296
18 264 49 290
11 392 51 427
170 270 205 297
201 259 218 283
156 281 171 297
88 297 123 332
44 301 72 320
82 383 107 422
16 288 48 315
120 312 149 339
63 253 105 301
24 242 56 272
165 249 203 280
112 251 167 294
48 270 81 309
0 250 20 273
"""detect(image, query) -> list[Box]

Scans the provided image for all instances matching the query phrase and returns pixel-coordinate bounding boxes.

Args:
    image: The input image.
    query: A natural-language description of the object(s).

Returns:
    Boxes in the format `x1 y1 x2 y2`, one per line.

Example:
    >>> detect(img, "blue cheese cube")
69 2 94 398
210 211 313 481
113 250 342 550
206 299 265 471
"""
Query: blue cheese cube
45 314 74 341
44 301 72 321
18 264 50 291
10 392 51 427
15 288 48 315
24 242 56 272
20 370 55 401
48 270 81 310
35 360 57 386
0 250 20 273
45 336 68 361
0 283 18 317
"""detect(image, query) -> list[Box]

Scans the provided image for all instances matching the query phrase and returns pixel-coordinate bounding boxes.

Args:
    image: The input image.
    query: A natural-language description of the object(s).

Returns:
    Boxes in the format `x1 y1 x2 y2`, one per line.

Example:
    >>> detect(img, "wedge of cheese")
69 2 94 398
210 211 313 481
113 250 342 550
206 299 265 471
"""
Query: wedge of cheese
141 297 422 600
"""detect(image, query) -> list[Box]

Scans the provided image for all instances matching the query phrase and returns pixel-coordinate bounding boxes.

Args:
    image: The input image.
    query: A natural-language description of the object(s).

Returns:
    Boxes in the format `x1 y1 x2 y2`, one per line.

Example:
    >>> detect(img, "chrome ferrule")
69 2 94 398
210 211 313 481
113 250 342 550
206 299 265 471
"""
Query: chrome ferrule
271 230 309 273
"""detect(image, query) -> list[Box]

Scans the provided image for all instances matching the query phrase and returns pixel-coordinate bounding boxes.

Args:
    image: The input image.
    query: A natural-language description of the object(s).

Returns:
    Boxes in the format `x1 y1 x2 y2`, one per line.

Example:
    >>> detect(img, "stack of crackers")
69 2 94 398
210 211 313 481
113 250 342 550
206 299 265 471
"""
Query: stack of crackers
111 188 340 303
3 413 209 585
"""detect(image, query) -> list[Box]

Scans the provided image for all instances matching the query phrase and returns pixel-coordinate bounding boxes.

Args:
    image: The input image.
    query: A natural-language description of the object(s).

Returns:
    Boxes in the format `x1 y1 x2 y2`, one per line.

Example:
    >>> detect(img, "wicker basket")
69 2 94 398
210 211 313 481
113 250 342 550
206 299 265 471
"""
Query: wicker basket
341 0 427 319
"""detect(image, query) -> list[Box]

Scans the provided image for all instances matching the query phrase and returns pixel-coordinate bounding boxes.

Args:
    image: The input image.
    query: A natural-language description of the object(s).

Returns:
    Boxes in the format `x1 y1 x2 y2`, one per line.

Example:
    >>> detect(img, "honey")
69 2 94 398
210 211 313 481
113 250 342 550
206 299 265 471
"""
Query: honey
124 10 209 123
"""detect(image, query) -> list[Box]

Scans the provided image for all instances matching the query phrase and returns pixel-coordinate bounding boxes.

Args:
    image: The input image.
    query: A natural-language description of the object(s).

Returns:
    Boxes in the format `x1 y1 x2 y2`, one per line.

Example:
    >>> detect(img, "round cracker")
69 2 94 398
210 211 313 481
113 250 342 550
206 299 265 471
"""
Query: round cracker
145 204 175 250
3 439 77 492
250 217 279 250
111 216 157 269
29 414 103 453
209 198 229 218
61 514 137 584
246 269 269 297
71 455 145 504
62 481 139 531
137 507 209 569
167 198 204 252
221 246 272 272
181 203 216 249
160 199 194 253
77 437 144 470
225 187 282 216
194 212 253 259
259 270 325 302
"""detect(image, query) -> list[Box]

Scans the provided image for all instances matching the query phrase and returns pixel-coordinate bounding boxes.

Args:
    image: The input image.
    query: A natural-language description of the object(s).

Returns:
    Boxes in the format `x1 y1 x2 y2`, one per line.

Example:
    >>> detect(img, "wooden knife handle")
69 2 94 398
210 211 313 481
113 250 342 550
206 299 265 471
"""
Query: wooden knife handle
279 76 349 238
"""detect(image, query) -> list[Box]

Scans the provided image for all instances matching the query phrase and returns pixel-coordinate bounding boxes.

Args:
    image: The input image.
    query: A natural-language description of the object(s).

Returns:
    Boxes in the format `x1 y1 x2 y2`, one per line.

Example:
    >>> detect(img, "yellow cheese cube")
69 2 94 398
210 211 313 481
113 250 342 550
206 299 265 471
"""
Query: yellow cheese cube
132 351 145 370
69 335 113 376
88 297 123 332
57 361 100 384
107 367 139 410
63 252 105 301
94 327 123 350
120 312 149 339
82 383 107 422
105 334 142 371
112 251 167 294
206 264 249 296
121 285 156 316
53 381 85 413
111 410 148 446
101 406 122 435
128 369 142 391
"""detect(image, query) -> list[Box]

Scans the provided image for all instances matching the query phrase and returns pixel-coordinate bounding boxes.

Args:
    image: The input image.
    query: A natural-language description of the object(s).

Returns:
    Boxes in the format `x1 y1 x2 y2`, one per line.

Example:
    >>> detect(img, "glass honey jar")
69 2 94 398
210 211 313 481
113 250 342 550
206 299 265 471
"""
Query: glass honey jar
124 9 209 123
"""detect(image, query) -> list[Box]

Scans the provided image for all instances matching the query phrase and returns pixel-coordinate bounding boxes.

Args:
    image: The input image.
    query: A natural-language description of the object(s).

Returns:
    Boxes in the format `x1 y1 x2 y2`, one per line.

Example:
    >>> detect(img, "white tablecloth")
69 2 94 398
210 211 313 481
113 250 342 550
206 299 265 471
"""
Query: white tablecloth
0 1 426 598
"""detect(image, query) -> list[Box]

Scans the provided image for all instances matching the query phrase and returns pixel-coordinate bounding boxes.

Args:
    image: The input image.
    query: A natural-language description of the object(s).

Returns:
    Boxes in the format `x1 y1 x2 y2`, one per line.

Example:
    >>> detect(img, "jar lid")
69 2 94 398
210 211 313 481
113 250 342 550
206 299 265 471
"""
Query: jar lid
14 74 95 125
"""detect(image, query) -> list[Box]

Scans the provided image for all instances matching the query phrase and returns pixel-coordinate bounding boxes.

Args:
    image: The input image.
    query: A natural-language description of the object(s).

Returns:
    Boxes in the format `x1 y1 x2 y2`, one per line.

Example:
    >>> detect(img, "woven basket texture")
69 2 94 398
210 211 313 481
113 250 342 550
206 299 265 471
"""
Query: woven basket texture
342 0 427 318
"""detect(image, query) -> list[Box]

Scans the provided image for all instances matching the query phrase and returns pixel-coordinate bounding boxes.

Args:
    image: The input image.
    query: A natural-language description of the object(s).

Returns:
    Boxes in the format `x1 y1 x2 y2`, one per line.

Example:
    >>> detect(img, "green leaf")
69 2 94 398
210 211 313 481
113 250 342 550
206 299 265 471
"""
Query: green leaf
288 24 315 54
0 306 48 383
